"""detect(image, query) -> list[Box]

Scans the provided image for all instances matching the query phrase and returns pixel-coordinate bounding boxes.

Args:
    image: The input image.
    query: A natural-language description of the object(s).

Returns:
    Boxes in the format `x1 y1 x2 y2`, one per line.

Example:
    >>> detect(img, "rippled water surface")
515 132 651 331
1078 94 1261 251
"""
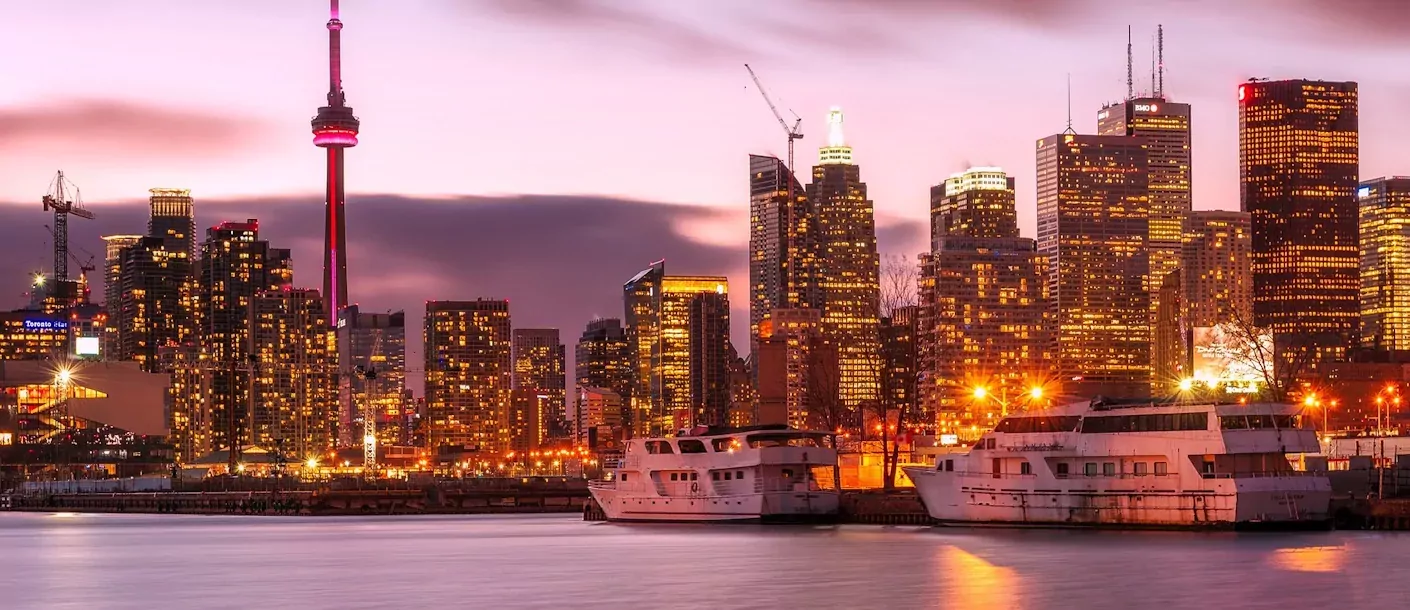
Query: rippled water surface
2 513 1409 609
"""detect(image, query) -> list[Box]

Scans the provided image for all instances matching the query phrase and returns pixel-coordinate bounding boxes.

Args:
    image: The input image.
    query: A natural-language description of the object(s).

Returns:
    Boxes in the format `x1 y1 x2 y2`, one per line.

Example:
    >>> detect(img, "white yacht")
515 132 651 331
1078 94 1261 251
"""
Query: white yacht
903 399 1331 529
588 425 839 522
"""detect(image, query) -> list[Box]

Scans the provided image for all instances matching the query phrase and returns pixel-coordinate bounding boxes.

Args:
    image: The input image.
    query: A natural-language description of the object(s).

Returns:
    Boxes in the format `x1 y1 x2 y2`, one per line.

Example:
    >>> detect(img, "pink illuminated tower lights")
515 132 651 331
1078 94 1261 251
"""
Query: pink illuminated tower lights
311 0 359 327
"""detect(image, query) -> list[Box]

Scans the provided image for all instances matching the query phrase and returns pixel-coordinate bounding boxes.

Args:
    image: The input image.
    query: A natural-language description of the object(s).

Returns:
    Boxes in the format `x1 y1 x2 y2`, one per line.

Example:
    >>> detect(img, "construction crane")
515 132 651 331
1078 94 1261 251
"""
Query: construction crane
356 329 385 471
43 224 97 289
744 64 804 183
41 171 95 306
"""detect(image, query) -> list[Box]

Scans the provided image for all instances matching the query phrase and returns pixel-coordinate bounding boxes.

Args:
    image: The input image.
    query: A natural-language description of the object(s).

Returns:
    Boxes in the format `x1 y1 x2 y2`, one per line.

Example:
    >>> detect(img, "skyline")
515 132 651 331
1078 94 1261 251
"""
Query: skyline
5 0 1410 389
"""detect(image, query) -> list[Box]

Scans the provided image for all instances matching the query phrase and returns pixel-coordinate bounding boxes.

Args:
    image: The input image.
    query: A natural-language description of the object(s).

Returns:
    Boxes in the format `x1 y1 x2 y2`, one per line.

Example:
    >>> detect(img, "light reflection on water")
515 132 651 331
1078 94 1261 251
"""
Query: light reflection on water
2 513 1409 610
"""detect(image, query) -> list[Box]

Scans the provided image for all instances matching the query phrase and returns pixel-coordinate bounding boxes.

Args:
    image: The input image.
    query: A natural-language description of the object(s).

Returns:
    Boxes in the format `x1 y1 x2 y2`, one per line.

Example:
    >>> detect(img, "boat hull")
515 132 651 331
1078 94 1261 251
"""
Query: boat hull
904 466 1331 530
589 486 839 523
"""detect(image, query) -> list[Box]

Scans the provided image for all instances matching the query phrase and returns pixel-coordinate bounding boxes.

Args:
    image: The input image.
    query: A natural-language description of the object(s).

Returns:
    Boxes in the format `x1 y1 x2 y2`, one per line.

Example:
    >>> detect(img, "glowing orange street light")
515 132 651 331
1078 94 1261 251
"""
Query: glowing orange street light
1029 386 1043 400
973 386 988 400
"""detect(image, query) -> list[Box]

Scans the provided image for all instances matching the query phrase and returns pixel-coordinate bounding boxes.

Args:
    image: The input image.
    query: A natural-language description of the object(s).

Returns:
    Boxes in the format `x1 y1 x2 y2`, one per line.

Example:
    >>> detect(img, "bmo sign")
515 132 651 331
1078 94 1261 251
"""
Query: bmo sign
1135 103 1160 113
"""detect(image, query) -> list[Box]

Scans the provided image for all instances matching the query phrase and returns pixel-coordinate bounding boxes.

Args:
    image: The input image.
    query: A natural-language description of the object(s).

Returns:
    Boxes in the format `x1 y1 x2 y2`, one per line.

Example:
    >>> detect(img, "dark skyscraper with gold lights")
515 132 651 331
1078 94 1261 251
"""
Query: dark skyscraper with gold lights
808 107 881 413
424 300 512 453
1359 177 1410 358
1239 79 1359 364
1036 134 1150 399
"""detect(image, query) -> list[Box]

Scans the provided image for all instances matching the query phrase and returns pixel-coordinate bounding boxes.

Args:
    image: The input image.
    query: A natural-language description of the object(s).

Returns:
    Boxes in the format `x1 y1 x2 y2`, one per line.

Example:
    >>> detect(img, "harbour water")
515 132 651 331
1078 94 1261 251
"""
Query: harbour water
2 513 1409 609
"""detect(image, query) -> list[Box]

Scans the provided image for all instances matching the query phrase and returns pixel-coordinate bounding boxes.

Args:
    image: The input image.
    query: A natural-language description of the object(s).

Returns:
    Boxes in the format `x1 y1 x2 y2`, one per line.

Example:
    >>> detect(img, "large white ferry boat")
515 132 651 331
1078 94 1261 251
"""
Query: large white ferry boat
588 425 839 522
903 399 1331 529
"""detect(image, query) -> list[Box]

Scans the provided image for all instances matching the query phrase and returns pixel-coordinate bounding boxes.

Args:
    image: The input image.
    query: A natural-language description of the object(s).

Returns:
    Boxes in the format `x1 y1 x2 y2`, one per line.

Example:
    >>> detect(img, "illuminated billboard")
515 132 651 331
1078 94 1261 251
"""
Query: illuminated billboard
75 336 101 356
1191 324 1269 393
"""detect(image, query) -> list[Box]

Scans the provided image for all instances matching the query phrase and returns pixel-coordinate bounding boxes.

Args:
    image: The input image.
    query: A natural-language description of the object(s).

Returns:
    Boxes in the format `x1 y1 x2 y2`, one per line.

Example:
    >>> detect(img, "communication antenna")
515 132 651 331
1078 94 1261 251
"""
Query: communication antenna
1064 74 1076 135
1126 26 1133 100
1157 24 1165 99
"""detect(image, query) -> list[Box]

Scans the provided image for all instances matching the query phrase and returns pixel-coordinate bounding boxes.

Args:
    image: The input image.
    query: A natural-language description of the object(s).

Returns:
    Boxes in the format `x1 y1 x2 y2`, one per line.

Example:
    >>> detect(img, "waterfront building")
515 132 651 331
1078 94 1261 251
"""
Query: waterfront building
191 220 292 462
511 328 566 451
1153 270 1185 393
574 318 632 403
749 153 819 359
1183 211 1253 328
808 107 882 416
1359 177 1410 359
337 306 409 447
249 287 336 461
1036 133 1150 399
147 188 195 259
880 305 918 433
623 262 731 435
1098 98 1192 325
920 167 1049 435
755 309 832 429
1239 79 1359 365
116 236 192 372
424 300 512 454
0 311 68 360
573 386 623 450
101 234 142 357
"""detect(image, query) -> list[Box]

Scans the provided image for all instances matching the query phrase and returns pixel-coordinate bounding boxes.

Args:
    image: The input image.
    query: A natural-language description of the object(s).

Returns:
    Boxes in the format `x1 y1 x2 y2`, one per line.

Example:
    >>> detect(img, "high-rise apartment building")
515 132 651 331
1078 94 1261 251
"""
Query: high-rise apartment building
1036 134 1150 399
574 318 632 400
510 328 565 452
116 237 192 372
808 108 881 414
1359 177 1410 358
919 167 1049 435
192 220 292 460
929 167 1018 247
573 387 623 450
424 300 512 453
147 188 195 260
101 234 142 357
1183 211 1253 327
749 154 819 358
0 311 68 360
249 288 336 461
1239 79 1359 364
337 306 408 447
880 305 918 428
1153 269 1185 393
623 262 730 435
1098 98 1192 321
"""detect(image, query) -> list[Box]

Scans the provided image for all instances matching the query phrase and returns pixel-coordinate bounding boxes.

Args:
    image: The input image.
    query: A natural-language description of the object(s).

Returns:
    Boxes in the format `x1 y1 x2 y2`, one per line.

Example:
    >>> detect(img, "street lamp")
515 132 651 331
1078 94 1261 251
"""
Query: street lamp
1178 378 1194 393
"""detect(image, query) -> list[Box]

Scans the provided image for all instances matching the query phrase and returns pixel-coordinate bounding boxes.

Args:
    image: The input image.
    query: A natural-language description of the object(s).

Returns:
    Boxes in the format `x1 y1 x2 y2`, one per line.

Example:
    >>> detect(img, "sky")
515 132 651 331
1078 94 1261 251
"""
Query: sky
2 0 1409 391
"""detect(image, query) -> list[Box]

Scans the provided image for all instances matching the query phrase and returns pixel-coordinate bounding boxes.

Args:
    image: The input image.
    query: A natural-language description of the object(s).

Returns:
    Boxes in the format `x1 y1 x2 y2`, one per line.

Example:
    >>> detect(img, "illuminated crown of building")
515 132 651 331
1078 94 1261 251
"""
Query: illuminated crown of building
944 167 1009 196
818 106 853 165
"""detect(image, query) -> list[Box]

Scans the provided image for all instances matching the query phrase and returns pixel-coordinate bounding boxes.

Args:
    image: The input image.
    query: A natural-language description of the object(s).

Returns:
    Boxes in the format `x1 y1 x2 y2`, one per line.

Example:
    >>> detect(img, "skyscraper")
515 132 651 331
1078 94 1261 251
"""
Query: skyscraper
338 306 408 447
101 234 141 357
510 328 566 452
1359 177 1410 358
1036 134 1150 398
920 167 1050 435
1239 79 1359 364
1098 98 1192 322
749 154 818 358
756 309 836 429
808 107 881 414
312 0 360 327
1183 211 1253 328
249 287 336 461
879 305 918 429
147 188 195 259
194 220 292 460
424 300 511 453
116 237 191 371
623 262 730 435
574 318 632 400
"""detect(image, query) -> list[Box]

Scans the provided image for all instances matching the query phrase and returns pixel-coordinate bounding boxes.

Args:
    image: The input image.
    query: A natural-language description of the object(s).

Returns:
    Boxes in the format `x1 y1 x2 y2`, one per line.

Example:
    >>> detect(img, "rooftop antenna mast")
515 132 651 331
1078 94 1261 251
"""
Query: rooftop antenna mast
1157 24 1165 99
1064 74 1076 135
1126 26 1133 100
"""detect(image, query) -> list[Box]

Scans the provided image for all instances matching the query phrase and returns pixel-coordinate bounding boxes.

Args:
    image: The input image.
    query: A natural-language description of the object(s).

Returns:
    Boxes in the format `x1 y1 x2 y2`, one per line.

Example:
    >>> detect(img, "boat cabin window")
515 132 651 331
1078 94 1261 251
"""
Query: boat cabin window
746 434 822 448
690 472 698 481
620 473 629 481
782 469 795 479
678 440 708 454
1019 462 1032 475
944 459 954 472
1219 414 1300 430
1102 462 1116 476
1133 462 1148 476
670 473 678 481
1154 462 1168 476
1084 463 1097 476
645 441 675 454
1056 463 1069 477
711 438 741 452
736 470 745 479
994 416 1082 433
1081 412 1208 434
712 472 720 481
723 472 732 480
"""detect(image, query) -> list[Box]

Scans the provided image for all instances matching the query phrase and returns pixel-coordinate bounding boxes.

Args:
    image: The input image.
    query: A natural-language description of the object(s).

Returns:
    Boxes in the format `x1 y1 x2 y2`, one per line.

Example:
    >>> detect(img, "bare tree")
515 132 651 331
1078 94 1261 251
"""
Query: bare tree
803 343 847 491
876 253 920 489
1209 309 1316 402
880 254 919 318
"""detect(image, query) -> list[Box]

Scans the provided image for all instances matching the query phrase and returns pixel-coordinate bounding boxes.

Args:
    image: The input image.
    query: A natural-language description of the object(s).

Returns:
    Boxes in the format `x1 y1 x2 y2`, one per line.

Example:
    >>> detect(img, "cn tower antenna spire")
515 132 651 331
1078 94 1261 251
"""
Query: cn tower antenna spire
327 0 345 107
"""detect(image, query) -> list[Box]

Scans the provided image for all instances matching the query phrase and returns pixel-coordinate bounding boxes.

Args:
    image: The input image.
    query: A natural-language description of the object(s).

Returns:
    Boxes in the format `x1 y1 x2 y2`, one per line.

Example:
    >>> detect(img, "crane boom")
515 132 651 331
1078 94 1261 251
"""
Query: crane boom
745 63 803 141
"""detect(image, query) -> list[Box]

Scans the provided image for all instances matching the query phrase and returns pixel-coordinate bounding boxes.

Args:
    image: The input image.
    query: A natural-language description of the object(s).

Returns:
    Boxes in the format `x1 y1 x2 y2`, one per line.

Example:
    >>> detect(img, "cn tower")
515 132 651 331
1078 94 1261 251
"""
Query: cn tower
311 0 358 327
